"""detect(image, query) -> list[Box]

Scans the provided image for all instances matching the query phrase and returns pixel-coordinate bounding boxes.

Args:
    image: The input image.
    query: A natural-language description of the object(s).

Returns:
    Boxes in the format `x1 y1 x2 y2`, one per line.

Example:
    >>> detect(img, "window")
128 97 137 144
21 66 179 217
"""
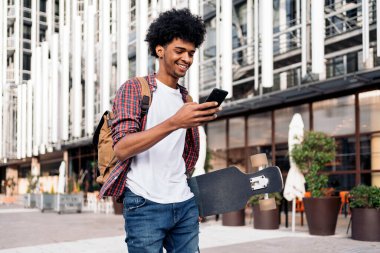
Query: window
314 96 355 136
207 120 227 170
23 0 31 8
23 24 31 39
40 0 47 12
23 54 31 71
248 112 272 172
274 105 310 143
359 90 380 133
228 117 246 172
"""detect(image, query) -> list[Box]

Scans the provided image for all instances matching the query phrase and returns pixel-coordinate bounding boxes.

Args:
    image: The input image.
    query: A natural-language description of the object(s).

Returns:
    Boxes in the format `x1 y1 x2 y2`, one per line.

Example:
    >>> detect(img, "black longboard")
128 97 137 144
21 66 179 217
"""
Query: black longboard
188 166 283 217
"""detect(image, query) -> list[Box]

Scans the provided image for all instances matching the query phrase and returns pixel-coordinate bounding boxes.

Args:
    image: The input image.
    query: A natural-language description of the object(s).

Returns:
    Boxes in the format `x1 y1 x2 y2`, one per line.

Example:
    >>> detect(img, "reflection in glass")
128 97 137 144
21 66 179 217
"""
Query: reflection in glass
314 95 355 136
359 90 380 133
228 148 246 173
247 112 272 173
207 120 227 171
328 174 355 191
274 105 309 143
275 143 290 173
229 117 245 148
360 135 371 171
248 112 271 146
328 136 356 172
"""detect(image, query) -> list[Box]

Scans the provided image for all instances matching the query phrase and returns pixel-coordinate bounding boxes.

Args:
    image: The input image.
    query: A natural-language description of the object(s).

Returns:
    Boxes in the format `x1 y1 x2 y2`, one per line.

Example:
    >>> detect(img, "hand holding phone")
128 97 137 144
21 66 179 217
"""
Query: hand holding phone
203 88 229 108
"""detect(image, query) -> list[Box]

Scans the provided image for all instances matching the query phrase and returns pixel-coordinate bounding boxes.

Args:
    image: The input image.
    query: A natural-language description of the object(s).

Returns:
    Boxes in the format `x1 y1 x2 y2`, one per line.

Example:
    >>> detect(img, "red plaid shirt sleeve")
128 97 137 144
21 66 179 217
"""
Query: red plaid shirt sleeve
111 79 143 145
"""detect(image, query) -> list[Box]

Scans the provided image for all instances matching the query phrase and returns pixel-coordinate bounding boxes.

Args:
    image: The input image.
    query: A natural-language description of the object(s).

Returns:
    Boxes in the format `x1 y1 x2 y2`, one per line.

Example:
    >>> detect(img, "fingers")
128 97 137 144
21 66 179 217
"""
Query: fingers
196 101 219 110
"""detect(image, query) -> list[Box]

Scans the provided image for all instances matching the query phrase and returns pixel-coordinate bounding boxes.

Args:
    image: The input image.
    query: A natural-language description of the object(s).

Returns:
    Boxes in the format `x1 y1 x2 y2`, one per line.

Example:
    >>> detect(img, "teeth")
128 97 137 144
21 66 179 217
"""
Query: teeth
177 64 188 70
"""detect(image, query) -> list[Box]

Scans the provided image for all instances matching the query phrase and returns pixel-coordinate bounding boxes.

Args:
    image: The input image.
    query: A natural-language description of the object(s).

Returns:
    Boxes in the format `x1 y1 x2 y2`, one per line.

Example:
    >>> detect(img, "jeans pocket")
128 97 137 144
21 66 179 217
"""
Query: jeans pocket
123 189 146 212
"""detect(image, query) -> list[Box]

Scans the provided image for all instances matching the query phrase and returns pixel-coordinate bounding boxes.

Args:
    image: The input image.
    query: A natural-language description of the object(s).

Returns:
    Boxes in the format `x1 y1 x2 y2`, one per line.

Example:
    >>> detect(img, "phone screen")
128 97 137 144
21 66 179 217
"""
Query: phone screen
204 88 229 107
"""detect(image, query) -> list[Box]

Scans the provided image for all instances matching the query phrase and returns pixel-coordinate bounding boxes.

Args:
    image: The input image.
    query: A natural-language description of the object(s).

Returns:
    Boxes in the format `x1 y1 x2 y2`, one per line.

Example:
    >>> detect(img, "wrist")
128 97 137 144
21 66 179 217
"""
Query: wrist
166 117 180 131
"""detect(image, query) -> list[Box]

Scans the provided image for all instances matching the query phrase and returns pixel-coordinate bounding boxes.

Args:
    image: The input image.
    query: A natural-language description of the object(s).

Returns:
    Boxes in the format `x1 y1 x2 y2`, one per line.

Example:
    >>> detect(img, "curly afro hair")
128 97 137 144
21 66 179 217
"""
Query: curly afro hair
145 8 206 58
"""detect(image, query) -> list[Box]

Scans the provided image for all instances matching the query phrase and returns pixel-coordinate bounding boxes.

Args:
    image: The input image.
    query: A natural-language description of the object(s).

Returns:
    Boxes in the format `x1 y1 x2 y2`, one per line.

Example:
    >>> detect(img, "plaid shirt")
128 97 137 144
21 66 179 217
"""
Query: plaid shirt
99 73 200 200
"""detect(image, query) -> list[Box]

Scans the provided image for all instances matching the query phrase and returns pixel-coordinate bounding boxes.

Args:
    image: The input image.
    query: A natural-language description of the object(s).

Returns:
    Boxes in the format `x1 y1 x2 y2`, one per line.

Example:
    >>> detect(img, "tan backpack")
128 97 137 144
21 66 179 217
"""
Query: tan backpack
93 77 152 185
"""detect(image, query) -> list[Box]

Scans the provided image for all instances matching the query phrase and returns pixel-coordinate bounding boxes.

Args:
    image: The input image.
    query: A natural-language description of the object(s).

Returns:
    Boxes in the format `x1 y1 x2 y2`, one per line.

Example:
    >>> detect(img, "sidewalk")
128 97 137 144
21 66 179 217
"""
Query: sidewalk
0 204 379 253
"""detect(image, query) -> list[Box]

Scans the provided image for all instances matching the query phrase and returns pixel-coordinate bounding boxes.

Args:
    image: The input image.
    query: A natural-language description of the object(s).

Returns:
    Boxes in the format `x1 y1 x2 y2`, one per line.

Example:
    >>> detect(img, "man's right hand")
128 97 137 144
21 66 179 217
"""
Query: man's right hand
169 101 221 129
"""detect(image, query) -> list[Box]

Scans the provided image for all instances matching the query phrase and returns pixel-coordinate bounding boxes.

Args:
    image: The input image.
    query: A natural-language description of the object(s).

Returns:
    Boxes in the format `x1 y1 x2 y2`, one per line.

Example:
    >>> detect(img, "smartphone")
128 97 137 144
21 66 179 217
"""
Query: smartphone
204 88 229 107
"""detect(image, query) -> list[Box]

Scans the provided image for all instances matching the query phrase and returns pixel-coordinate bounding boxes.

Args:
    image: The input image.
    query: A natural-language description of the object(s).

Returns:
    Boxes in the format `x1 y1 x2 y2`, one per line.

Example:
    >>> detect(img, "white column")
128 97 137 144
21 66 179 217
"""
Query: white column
151 0 158 18
296 0 301 47
0 0 6 159
100 0 111 112
59 0 65 30
136 0 149 77
311 0 325 80
362 0 370 67
377 0 380 57
279 0 287 88
216 0 221 89
14 0 20 85
21 84 27 158
111 0 117 52
26 80 33 157
17 85 22 159
33 47 41 155
301 0 307 77
254 0 259 90
160 0 172 12
61 25 70 141
41 42 49 154
85 5 95 136
188 0 200 102
279 0 287 54
247 0 254 65
117 0 129 86
50 33 59 142
72 16 82 138
221 0 233 97
261 0 274 88
46 0 53 38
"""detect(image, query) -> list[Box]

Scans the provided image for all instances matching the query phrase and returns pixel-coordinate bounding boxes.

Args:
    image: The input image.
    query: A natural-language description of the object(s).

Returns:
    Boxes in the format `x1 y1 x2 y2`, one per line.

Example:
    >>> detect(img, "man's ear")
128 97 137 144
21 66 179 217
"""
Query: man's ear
156 45 164 58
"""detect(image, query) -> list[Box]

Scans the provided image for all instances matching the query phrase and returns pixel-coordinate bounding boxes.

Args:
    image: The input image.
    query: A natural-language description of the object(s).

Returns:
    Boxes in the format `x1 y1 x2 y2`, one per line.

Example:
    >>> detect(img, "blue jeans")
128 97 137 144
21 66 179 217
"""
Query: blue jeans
123 188 199 253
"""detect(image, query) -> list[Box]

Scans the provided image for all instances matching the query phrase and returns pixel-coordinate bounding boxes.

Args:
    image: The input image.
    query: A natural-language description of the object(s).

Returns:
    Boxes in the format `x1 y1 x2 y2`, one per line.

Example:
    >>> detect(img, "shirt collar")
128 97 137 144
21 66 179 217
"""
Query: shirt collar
147 73 188 97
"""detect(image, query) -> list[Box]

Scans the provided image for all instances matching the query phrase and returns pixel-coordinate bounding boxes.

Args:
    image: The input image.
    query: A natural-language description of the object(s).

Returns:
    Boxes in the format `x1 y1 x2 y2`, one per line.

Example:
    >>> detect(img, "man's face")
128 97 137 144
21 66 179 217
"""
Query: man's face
157 38 196 79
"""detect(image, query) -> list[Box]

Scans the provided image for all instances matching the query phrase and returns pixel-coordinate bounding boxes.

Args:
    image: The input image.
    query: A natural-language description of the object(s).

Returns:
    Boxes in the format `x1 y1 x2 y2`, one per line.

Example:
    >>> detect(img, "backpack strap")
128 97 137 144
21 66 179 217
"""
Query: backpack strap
93 110 114 150
136 77 151 116
186 94 193 103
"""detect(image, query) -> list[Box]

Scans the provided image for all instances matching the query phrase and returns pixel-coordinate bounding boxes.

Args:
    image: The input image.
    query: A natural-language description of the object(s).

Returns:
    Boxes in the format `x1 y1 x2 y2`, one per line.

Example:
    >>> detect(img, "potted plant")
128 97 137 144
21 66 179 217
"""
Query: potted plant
248 192 282 229
349 185 380 241
291 131 340 235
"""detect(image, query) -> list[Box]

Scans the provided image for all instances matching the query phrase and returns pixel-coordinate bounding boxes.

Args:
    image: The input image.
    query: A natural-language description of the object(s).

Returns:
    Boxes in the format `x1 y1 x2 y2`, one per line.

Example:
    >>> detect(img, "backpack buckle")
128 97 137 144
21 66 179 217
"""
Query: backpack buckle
141 95 150 115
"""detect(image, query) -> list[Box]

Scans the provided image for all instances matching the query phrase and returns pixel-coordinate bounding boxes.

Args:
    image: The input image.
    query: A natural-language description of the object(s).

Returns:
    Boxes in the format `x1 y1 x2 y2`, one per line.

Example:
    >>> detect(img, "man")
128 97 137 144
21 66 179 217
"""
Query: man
99 8 220 252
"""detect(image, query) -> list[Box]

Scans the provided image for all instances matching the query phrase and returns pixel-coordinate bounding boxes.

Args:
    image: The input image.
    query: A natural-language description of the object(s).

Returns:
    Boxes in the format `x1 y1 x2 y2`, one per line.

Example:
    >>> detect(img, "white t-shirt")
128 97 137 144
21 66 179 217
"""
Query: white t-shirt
126 79 194 203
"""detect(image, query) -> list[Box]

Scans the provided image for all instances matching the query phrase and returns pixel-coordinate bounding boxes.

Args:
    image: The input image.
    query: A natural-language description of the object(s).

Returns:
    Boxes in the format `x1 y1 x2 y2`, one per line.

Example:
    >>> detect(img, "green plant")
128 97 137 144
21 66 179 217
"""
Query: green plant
204 149 213 173
26 174 39 193
350 185 380 209
5 177 17 196
291 131 336 197
248 192 282 206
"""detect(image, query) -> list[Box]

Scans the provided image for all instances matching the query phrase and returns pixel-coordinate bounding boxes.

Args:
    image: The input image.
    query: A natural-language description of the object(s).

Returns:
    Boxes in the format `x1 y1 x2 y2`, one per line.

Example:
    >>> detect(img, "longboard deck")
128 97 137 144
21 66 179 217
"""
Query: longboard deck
188 166 283 217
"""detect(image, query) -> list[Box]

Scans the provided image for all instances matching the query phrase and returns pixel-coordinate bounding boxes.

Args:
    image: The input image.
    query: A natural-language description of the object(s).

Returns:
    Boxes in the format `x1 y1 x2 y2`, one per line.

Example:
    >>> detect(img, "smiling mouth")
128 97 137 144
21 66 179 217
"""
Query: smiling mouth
176 63 189 71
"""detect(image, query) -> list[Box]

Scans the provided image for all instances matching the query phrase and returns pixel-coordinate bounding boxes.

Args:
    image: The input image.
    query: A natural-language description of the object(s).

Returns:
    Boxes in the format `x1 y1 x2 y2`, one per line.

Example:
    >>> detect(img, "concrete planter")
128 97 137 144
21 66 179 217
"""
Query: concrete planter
351 208 380 242
303 196 340 235
222 209 245 226
252 204 279 230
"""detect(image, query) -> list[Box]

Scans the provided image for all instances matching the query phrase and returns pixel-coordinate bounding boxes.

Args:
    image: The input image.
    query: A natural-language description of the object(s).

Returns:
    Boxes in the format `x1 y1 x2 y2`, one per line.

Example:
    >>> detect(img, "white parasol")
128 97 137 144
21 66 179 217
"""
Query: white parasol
57 161 66 194
284 113 306 232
